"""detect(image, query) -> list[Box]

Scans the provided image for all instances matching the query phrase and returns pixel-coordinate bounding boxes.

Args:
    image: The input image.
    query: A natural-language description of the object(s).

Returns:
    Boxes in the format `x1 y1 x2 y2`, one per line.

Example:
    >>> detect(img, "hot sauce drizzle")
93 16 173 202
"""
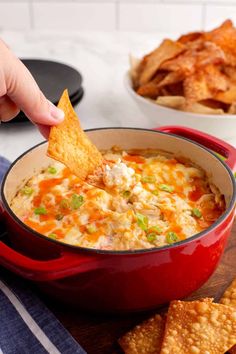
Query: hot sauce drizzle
13 152 225 250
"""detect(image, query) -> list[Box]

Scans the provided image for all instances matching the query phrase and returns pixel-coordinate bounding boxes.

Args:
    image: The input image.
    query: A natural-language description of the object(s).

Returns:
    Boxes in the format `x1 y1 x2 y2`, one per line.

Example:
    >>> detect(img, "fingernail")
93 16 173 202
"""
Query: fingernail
49 103 64 121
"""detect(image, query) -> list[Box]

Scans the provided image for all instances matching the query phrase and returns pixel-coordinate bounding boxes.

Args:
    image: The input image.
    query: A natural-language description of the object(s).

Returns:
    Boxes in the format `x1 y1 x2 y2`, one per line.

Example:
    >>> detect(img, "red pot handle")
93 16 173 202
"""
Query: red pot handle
154 125 236 171
0 240 103 281
0 204 102 281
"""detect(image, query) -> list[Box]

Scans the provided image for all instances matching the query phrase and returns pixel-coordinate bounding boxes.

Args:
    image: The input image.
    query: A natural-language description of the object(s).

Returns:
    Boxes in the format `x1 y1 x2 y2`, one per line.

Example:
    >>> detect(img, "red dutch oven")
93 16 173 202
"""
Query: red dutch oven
0 126 236 313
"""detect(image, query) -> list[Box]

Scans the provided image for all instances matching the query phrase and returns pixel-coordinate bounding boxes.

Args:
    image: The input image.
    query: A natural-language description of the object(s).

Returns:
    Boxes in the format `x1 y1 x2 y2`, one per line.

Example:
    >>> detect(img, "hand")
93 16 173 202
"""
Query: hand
0 38 64 138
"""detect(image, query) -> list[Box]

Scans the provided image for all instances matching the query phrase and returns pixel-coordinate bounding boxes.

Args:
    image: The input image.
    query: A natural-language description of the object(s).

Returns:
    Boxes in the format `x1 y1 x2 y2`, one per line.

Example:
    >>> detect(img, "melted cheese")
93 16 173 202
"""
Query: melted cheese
10 150 225 250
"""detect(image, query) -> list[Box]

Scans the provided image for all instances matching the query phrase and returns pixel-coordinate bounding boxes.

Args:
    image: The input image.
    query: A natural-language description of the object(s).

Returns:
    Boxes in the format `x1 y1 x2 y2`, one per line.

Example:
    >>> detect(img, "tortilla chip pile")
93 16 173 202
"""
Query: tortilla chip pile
47 90 102 180
119 277 236 354
132 20 236 115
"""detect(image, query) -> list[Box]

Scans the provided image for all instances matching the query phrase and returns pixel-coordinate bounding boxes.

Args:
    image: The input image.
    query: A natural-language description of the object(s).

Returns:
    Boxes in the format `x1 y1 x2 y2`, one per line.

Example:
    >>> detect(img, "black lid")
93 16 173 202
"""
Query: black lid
6 59 84 123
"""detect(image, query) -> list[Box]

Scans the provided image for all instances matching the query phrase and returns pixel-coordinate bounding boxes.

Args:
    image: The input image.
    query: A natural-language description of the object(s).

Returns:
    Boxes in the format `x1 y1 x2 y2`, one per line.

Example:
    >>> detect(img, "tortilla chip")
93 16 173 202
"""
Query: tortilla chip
183 70 212 102
47 90 103 180
137 72 167 98
223 66 236 82
200 98 227 109
228 102 236 114
215 84 236 104
132 20 236 114
206 65 229 92
157 96 225 114
119 314 166 354
160 41 225 75
129 55 141 89
137 81 161 99
184 102 224 115
157 71 184 89
160 50 196 76
184 65 228 103
159 87 171 97
177 31 203 44
138 39 185 86
204 19 236 65
156 96 185 109
160 299 236 354
196 41 226 67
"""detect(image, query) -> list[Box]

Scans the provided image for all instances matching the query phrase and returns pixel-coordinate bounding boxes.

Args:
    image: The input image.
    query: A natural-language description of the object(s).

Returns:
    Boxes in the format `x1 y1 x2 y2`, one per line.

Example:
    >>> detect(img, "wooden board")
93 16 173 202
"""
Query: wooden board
42 222 236 354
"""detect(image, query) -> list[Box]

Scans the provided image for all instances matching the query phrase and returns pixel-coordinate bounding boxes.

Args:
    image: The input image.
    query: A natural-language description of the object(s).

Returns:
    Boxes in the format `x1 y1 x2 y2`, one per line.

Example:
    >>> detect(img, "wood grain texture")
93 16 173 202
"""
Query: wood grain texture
42 222 236 354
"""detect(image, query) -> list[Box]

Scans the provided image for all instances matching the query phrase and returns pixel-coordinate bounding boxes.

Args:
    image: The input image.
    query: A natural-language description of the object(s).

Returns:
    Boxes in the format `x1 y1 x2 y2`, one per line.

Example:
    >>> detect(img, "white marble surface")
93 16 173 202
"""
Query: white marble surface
0 30 235 162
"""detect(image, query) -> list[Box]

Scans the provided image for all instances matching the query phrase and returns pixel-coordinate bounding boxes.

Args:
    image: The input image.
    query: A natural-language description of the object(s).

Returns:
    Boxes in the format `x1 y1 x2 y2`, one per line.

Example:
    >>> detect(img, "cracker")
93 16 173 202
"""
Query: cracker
119 314 166 354
47 90 103 180
160 299 236 354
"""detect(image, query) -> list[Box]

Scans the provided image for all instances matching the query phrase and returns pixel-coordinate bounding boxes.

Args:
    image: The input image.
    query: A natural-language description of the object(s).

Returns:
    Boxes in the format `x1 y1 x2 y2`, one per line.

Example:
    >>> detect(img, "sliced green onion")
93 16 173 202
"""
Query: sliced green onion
148 225 162 234
48 233 57 239
21 186 34 196
146 232 157 242
34 207 47 215
141 175 156 183
55 214 64 221
122 190 131 198
192 208 202 218
159 184 174 193
71 194 84 210
166 231 178 244
152 190 159 196
48 166 57 174
60 199 70 209
86 225 97 234
136 213 148 231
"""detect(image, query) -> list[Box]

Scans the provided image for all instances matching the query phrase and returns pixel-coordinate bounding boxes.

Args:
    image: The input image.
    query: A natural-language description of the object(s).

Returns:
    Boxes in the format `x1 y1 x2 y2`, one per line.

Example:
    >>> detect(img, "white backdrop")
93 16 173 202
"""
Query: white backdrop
0 1 236 33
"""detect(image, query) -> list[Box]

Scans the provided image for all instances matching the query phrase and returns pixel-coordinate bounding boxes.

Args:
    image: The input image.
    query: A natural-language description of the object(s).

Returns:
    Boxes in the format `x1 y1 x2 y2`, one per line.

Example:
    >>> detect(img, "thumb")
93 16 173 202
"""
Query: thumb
5 50 64 125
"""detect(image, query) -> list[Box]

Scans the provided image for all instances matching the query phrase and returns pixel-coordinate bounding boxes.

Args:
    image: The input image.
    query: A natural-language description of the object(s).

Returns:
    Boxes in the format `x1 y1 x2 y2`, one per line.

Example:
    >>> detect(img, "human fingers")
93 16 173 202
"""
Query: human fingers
2 41 64 126
0 95 20 122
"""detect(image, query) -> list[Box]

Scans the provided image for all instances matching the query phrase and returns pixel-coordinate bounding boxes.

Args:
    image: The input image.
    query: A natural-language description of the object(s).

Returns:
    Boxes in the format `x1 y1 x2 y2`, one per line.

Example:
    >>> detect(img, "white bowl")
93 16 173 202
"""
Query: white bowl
124 72 236 146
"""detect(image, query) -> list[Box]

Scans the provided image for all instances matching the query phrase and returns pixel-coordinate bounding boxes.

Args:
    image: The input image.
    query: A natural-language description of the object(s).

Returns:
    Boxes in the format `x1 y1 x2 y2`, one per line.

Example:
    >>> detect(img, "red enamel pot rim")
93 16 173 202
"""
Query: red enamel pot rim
1 126 236 255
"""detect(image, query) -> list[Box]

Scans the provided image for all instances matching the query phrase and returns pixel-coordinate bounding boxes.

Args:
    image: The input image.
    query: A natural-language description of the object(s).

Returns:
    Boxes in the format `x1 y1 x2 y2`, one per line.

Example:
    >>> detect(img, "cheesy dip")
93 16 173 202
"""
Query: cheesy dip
11 149 225 251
